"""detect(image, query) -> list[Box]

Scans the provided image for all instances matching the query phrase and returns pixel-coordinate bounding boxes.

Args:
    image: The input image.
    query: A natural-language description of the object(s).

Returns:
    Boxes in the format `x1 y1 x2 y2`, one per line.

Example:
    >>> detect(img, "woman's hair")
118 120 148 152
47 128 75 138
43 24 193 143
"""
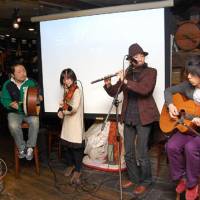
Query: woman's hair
60 68 77 86
185 55 200 77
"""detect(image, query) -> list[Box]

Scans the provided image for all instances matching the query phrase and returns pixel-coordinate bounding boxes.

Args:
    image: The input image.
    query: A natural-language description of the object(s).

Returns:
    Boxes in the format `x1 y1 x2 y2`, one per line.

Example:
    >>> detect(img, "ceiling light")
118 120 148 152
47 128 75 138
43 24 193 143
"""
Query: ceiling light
12 8 21 29
28 28 35 31
13 21 19 29
22 40 27 44
0 35 5 40
16 17 21 23
11 38 16 42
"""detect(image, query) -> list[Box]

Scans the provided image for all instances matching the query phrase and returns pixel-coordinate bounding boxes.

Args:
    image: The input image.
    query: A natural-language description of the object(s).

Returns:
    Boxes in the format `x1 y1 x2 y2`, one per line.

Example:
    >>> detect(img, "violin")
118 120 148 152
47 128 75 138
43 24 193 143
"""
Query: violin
63 83 78 110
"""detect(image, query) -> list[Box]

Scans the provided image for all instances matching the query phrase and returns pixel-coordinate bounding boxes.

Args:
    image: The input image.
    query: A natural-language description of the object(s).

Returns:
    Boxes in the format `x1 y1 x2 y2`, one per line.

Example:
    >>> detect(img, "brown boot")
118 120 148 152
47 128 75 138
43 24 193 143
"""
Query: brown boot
70 171 81 185
64 166 75 177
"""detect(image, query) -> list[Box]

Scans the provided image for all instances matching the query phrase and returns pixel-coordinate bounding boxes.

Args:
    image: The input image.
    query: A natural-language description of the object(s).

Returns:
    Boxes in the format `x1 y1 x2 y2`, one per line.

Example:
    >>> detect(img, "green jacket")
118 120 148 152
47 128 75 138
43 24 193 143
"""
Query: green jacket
1 78 38 114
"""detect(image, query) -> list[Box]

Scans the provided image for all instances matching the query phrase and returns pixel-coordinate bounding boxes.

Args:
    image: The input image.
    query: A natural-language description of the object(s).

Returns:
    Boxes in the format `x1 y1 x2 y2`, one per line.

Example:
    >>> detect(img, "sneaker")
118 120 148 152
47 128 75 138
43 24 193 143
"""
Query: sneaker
176 179 186 194
18 149 26 159
186 185 199 200
26 147 33 160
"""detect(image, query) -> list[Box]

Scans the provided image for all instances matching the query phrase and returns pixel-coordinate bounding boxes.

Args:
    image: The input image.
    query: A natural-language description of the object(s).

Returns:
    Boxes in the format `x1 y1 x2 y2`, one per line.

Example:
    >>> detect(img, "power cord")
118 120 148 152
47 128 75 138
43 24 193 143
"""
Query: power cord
47 157 121 200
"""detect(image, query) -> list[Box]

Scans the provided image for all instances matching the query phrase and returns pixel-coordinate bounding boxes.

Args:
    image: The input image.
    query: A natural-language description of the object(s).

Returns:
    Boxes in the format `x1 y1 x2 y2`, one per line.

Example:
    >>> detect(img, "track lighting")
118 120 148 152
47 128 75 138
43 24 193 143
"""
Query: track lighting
13 20 20 29
12 8 21 29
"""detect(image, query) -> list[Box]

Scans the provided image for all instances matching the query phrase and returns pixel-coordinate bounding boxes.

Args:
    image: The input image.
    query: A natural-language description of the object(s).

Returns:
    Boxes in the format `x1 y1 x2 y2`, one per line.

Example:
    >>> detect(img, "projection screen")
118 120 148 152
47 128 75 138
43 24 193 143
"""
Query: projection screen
40 8 166 116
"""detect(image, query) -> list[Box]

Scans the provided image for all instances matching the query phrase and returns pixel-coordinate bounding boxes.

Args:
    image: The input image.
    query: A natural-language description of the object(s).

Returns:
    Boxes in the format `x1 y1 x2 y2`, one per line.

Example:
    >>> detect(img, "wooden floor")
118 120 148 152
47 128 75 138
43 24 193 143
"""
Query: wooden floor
0 133 177 200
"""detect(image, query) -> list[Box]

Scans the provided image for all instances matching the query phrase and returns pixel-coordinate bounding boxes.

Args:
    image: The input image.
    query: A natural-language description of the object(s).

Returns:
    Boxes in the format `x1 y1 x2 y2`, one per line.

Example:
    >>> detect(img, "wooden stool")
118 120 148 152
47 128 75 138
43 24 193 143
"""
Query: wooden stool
156 139 168 177
14 122 40 178
48 130 61 159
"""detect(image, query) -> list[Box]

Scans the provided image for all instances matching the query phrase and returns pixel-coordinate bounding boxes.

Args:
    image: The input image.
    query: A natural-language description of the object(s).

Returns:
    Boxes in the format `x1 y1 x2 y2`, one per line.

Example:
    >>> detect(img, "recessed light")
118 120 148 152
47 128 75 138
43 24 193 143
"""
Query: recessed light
13 22 19 29
28 28 35 31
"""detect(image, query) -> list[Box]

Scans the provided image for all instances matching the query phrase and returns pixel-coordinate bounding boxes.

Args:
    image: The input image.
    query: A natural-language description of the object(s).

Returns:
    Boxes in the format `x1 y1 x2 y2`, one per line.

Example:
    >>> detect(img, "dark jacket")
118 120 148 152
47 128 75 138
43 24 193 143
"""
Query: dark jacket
164 81 195 105
104 64 160 125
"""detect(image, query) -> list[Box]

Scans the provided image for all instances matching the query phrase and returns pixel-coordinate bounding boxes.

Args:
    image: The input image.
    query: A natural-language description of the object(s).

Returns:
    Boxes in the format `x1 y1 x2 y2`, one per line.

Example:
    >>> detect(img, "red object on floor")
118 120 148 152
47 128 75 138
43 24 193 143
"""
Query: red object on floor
186 185 199 200
176 179 186 194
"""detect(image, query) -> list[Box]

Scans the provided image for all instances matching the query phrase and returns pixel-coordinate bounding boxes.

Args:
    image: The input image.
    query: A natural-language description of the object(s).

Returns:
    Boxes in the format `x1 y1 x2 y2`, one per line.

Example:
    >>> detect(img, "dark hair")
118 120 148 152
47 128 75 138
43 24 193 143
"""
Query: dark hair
10 60 25 74
185 55 200 77
60 68 77 86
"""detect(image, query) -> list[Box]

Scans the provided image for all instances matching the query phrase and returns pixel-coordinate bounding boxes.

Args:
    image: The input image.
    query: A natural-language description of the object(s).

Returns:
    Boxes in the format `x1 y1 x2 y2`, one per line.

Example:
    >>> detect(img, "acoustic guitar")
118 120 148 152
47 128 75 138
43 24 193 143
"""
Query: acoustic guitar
159 93 200 134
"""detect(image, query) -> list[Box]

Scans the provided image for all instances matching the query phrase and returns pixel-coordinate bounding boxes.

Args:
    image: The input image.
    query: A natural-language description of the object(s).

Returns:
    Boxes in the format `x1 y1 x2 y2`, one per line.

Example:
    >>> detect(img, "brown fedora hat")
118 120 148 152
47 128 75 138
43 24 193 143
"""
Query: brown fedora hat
126 43 148 60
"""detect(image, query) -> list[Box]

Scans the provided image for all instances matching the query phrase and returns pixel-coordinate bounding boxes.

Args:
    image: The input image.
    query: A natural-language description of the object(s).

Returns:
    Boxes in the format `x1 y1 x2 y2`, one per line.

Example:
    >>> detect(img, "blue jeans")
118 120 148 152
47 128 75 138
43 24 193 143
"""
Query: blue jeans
124 123 152 186
8 113 39 152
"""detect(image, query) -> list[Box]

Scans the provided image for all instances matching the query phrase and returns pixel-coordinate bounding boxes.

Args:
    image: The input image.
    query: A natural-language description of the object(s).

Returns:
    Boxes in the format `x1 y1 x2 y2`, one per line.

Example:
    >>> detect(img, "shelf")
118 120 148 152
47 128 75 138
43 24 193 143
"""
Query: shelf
172 50 200 67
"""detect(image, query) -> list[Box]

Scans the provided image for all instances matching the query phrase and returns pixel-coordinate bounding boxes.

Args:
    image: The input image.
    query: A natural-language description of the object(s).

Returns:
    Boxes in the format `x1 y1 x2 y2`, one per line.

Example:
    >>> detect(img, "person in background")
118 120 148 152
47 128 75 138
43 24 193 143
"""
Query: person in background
104 43 159 195
1 62 42 160
165 55 200 200
57 68 84 185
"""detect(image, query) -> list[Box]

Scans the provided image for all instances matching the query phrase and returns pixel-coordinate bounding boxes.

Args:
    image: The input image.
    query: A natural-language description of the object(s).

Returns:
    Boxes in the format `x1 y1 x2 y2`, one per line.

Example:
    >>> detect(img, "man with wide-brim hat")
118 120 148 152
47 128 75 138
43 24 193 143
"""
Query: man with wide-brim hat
104 42 159 195
126 43 148 62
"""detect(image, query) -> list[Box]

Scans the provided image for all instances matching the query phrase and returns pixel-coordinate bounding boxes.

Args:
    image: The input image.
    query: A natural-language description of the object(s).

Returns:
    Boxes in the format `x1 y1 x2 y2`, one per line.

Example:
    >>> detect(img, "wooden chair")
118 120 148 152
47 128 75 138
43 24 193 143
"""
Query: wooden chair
14 122 40 178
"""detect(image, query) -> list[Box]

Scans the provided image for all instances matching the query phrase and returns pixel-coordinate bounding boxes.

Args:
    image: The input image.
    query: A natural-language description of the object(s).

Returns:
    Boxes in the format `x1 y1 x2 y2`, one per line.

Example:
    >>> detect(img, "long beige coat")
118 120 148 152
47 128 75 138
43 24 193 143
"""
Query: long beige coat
60 88 84 144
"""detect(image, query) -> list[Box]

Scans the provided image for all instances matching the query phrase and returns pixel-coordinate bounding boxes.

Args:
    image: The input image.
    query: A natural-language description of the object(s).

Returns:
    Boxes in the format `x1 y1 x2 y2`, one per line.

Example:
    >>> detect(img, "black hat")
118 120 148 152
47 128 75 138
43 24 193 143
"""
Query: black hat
126 43 148 60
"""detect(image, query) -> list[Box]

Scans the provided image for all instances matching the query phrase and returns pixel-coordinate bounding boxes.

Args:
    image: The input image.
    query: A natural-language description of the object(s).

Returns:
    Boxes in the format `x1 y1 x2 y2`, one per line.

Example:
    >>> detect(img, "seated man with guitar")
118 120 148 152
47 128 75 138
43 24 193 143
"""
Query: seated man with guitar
163 55 200 200
1 62 42 160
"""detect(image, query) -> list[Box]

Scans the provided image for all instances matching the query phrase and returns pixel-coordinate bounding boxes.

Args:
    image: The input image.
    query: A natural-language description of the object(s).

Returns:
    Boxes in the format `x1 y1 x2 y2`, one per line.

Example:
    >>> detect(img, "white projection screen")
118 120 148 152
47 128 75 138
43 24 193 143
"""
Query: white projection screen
40 8 165 116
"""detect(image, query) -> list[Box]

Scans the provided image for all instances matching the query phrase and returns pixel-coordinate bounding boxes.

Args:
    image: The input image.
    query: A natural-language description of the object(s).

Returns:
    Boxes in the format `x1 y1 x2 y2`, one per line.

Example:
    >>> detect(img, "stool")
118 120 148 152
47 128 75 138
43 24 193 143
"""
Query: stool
48 130 61 159
156 139 168 177
14 122 40 178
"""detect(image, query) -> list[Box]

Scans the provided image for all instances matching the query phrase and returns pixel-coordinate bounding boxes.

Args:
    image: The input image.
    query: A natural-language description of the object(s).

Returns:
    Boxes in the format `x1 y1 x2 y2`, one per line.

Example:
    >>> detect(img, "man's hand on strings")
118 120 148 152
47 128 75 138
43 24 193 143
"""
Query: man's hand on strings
192 117 200 126
168 103 179 119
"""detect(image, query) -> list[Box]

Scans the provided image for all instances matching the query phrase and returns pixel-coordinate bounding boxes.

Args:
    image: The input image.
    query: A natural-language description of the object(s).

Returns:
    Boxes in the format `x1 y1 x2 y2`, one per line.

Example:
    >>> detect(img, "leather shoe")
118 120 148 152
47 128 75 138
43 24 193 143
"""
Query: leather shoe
133 185 147 195
122 180 134 188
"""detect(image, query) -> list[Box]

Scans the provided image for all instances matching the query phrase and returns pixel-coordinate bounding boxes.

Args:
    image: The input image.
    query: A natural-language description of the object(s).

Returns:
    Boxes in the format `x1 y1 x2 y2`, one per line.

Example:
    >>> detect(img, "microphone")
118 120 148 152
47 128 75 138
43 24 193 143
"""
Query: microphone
91 73 118 84
126 55 138 64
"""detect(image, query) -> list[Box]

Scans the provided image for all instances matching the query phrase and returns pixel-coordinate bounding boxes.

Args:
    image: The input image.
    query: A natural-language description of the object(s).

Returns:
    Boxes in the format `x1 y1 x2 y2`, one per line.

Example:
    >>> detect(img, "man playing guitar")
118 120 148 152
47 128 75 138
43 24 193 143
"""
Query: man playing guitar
164 55 200 200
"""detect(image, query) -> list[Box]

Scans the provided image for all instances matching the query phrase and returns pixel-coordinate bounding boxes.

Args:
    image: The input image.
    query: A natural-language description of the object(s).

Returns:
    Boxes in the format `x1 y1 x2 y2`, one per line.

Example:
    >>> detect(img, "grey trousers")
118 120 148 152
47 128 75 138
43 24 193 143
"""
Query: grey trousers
8 112 39 152
124 123 152 186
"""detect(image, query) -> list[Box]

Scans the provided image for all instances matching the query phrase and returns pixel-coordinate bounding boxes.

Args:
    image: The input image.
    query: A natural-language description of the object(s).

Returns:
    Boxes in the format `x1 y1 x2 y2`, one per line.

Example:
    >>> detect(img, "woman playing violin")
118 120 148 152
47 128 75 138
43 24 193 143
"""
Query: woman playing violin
165 55 200 200
57 68 84 185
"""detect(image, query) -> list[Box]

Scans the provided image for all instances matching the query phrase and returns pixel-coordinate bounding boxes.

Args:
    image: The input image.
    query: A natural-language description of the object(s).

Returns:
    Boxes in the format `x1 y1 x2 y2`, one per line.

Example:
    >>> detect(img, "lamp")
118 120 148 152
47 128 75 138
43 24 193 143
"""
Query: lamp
13 20 20 29
12 8 21 29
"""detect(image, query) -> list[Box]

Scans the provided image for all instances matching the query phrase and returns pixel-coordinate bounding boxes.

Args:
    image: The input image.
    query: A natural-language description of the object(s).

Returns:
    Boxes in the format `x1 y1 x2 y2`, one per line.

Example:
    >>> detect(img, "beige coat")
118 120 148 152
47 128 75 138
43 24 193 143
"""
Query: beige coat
60 88 84 144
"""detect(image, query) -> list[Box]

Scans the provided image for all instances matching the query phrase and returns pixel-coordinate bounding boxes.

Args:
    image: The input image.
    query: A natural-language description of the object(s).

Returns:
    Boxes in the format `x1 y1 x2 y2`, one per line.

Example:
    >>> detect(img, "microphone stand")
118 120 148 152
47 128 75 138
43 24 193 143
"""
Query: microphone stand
101 55 128 200
101 81 124 200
